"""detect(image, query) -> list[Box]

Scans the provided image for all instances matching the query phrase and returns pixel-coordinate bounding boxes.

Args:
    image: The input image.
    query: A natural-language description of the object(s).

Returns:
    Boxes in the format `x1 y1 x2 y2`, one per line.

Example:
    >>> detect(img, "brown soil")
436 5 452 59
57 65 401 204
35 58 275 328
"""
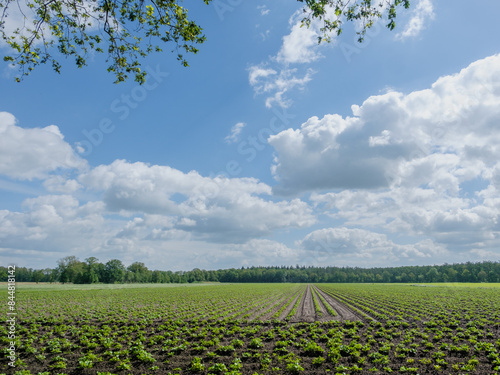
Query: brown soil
309 285 338 322
12 318 497 375
231 296 273 320
247 294 288 321
4 284 498 375
291 284 316 323
314 286 362 321
258 294 292 321
277 290 302 320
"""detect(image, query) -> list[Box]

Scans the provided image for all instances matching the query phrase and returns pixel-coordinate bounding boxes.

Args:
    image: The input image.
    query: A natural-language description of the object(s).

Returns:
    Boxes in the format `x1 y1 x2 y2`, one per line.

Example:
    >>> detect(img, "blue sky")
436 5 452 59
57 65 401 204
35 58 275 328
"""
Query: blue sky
1 0 500 271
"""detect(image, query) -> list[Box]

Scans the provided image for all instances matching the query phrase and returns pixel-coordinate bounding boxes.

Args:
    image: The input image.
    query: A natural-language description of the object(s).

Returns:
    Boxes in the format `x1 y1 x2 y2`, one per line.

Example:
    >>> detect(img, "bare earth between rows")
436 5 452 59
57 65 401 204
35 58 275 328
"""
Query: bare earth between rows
277 284 363 323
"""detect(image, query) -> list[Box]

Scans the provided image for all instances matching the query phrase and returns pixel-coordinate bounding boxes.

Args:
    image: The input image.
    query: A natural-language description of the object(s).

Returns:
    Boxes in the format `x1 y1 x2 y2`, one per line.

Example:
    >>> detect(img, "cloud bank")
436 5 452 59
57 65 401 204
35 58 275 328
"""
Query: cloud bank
270 54 500 259
1 53 500 270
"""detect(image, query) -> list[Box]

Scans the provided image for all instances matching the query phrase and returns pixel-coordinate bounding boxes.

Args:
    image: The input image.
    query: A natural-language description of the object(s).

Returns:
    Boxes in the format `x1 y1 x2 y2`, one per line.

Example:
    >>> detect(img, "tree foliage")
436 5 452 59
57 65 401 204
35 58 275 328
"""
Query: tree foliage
299 0 411 43
1 0 411 83
0 0 212 83
104 258 126 283
4 258 500 285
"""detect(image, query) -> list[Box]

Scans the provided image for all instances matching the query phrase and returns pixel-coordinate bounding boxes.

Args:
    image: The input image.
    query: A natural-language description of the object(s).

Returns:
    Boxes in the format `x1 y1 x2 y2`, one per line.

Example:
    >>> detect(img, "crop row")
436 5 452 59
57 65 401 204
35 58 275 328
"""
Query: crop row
1 283 499 374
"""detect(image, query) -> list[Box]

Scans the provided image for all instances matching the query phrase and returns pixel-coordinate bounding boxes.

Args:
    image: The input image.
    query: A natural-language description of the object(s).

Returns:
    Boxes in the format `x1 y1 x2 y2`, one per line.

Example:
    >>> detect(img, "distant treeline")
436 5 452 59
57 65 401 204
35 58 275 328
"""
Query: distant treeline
2 256 499 284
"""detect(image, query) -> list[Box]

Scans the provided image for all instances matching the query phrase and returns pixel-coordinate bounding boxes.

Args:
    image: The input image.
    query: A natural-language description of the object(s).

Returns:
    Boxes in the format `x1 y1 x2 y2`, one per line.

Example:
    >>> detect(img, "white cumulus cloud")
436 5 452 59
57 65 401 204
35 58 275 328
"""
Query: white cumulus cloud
396 0 435 40
248 8 326 108
270 54 500 195
297 227 449 266
248 66 314 108
276 11 324 64
0 112 86 180
79 159 316 243
267 54 500 260
225 122 246 144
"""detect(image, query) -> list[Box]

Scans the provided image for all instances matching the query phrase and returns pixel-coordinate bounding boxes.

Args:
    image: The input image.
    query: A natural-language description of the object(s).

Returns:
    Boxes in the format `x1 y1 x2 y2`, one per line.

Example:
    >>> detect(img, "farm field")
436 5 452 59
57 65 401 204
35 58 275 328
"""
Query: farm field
1 283 500 374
